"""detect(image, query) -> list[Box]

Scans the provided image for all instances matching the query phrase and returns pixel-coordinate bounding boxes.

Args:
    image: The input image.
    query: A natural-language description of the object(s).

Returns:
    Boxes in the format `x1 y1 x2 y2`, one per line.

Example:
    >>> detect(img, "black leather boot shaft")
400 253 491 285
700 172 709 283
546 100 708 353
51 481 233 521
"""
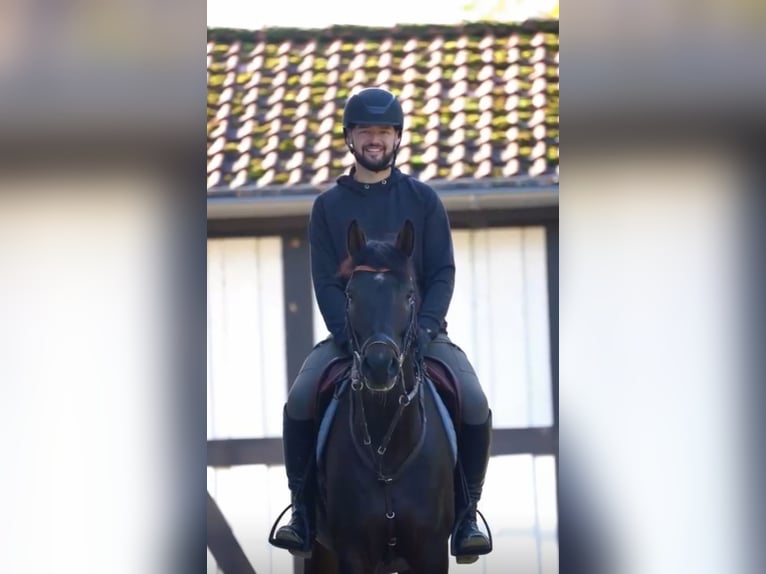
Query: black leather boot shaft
453 410 493 558
460 410 491 500
272 407 316 556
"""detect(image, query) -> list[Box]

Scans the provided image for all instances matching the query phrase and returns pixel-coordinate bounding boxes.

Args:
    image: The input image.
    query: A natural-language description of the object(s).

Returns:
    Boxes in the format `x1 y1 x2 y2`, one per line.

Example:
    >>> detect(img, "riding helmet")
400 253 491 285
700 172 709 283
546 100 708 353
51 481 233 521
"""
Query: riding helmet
342 88 404 135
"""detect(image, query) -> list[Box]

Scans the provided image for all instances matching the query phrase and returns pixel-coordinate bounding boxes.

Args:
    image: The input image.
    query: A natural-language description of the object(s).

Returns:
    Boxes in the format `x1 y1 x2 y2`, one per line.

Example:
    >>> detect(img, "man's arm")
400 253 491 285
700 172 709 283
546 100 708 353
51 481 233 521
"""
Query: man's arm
308 196 349 349
418 188 456 338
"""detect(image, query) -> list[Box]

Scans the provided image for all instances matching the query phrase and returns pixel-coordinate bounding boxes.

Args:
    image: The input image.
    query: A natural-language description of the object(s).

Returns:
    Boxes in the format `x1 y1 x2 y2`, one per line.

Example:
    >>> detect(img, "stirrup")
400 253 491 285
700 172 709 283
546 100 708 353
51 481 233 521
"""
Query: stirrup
267 503 313 558
450 507 493 562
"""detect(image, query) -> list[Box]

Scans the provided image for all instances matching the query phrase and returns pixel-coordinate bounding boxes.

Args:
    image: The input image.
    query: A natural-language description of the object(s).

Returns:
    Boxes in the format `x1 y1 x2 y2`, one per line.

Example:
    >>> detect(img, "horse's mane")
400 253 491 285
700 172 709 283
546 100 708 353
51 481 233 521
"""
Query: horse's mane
338 239 415 285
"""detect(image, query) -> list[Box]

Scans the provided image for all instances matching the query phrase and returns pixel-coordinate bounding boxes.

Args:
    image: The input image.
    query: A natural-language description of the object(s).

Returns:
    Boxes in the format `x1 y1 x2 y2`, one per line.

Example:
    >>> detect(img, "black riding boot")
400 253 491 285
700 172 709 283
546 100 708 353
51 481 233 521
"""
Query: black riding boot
453 410 492 562
271 407 316 557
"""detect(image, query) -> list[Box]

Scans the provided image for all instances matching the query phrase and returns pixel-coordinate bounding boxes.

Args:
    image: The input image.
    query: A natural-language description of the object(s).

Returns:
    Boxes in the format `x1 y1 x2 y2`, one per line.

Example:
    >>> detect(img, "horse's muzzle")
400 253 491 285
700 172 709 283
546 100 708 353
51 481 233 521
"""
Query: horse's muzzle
360 339 401 392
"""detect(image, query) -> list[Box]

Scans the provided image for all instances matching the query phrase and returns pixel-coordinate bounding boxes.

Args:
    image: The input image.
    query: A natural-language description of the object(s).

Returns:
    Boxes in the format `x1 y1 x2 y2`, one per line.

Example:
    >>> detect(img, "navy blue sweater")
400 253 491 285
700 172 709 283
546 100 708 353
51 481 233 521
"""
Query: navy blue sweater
309 167 456 348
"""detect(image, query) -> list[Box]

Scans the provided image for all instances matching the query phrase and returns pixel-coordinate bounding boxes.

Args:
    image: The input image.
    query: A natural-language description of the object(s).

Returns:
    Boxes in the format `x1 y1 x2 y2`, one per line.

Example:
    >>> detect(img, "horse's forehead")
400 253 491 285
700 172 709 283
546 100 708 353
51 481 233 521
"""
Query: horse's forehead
351 271 403 294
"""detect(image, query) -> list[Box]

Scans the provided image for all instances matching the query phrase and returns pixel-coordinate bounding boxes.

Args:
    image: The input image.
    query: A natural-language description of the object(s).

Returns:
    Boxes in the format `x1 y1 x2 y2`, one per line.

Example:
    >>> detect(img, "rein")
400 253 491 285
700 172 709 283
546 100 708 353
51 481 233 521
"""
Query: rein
349 353 423 465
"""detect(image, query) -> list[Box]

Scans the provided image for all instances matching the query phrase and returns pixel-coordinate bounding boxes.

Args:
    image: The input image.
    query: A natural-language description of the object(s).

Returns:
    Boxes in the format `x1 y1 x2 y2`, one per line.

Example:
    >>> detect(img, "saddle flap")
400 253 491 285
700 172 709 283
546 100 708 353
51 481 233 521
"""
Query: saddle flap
314 357 352 421
424 358 463 434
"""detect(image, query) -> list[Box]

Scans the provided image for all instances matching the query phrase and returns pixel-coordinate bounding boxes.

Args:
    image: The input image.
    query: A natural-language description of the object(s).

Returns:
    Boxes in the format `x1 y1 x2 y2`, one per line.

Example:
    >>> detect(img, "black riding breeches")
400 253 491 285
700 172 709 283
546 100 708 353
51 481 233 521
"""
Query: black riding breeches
423 332 490 425
285 333 489 425
285 336 348 420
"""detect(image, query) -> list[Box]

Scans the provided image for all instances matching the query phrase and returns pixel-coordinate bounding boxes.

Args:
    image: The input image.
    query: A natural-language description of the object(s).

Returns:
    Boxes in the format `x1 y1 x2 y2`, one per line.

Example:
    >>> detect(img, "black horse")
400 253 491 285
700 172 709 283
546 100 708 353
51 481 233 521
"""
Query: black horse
307 219 457 573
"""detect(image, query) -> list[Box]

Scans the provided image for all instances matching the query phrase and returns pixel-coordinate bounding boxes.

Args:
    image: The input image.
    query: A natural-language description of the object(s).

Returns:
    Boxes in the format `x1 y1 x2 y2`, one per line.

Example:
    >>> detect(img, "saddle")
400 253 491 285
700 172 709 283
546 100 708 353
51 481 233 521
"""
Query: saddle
313 356 464 435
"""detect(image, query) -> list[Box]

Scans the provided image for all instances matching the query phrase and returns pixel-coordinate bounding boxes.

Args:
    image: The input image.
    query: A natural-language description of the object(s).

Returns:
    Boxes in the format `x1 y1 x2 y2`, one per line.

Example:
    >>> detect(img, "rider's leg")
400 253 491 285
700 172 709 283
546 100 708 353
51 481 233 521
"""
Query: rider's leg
424 332 492 559
272 337 347 555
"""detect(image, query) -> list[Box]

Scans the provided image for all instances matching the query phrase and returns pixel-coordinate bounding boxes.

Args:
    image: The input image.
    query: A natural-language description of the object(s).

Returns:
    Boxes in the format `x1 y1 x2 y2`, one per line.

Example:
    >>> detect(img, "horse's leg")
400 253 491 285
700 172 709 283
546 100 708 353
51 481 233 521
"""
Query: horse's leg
405 539 450 574
335 553 368 574
305 541 338 574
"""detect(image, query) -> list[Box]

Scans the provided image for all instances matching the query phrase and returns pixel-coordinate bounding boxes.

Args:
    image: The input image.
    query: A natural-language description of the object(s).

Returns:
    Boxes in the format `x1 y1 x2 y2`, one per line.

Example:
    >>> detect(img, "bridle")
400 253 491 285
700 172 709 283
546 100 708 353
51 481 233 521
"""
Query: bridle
345 264 420 404
340 263 426 556
346 265 425 452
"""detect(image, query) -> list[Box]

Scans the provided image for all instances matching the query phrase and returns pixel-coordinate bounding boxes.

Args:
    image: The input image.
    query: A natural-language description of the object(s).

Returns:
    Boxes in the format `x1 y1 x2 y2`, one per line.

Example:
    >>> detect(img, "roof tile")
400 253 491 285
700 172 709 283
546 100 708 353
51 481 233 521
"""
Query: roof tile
207 21 559 192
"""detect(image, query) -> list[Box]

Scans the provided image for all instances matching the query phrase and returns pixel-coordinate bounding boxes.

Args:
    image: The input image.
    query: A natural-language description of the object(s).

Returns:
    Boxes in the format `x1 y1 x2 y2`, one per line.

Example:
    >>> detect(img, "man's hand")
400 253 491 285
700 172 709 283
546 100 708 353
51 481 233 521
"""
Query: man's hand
333 334 352 356
416 326 435 360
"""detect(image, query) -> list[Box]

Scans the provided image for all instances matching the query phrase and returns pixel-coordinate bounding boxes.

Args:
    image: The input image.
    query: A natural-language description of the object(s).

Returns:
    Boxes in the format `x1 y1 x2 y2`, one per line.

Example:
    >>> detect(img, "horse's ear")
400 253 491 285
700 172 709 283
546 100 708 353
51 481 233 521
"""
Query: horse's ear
347 219 366 257
396 219 415 258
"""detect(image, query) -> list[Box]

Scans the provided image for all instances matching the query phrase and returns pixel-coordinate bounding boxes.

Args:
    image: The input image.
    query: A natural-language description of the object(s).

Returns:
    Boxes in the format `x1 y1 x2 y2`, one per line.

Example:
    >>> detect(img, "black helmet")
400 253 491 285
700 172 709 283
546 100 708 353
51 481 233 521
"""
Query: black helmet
342 88 404 134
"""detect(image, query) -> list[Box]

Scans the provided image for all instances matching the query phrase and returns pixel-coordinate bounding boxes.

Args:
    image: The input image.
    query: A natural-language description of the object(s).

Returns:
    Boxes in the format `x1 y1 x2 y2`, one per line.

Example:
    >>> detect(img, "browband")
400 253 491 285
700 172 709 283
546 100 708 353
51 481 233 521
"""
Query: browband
353 265 390 273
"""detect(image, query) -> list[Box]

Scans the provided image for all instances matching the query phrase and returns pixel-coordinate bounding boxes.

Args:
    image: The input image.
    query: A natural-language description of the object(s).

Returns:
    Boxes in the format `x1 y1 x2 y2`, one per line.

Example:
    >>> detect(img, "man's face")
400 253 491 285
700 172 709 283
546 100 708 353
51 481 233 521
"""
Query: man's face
348 125 400 171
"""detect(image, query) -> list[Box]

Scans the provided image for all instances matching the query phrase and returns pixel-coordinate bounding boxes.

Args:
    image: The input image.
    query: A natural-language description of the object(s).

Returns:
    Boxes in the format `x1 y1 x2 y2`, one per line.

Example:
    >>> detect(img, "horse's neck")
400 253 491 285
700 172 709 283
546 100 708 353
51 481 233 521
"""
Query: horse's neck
360 357 421 460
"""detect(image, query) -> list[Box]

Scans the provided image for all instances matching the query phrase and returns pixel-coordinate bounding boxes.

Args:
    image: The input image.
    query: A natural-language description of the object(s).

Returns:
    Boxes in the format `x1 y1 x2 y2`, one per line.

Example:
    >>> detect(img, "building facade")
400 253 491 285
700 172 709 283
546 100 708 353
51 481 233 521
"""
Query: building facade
207 19 559 574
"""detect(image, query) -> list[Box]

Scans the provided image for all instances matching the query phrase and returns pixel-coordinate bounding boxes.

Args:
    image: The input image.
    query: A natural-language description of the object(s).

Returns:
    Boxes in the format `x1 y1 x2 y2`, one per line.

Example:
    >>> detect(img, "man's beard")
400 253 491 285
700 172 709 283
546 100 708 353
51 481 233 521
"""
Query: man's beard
353 146 396 172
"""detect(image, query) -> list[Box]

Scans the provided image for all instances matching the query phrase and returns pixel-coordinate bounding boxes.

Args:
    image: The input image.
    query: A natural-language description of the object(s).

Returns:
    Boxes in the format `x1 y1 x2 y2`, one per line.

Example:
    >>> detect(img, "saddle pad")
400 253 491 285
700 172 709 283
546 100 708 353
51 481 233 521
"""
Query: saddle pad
426 377 458 467
315 378 346 465
316 378 457 467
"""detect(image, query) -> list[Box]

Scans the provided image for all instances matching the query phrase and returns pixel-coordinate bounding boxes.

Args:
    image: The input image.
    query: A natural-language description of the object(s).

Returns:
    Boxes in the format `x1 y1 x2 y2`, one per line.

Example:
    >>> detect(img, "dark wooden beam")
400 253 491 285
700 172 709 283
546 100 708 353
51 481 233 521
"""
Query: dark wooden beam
546 220 559 438
491 427 557 457
207 491 257 574
208 437 285 467
545 219 560 542
207 427 556 468
282 234 315 388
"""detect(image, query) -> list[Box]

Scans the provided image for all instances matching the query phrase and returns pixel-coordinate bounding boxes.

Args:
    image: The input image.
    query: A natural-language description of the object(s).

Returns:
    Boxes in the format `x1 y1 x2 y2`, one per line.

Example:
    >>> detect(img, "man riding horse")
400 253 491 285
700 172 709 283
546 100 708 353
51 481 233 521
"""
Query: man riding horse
271 87 493 563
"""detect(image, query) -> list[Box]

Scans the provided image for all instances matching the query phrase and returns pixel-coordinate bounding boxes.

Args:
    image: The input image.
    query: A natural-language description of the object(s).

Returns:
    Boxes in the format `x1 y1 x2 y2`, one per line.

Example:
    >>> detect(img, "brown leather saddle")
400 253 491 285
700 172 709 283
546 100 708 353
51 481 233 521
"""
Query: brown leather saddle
313 356 463 435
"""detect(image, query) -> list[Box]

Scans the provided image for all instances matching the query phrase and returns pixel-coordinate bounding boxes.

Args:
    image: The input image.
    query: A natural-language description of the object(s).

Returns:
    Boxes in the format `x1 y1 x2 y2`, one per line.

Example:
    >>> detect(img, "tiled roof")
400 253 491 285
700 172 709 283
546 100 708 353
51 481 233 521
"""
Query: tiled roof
207 21 559 193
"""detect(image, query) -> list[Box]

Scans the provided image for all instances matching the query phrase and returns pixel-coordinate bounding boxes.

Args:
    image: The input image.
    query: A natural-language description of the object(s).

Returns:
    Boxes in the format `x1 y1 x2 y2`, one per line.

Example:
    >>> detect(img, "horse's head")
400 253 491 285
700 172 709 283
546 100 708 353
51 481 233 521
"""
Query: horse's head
341 219 419 393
